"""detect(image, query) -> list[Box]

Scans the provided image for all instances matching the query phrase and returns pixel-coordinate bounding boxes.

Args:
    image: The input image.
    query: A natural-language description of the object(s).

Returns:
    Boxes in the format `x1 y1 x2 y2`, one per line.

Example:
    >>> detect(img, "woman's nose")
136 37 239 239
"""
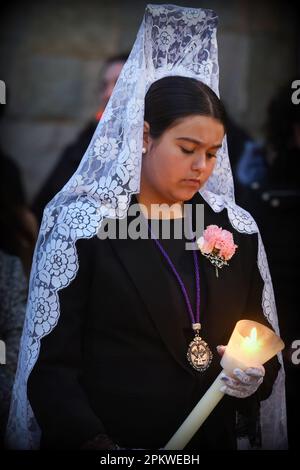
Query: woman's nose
191 154 206 171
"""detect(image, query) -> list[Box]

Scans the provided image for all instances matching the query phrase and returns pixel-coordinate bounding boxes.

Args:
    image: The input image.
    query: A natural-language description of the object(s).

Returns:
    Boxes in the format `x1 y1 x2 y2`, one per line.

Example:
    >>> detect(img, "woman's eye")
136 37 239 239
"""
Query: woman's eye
207 153 217 159
180 147 194 154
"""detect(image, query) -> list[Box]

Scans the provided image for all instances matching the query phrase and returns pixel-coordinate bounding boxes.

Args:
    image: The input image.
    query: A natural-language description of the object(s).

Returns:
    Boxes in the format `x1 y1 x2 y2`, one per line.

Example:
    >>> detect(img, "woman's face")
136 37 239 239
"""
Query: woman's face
140 115 224 205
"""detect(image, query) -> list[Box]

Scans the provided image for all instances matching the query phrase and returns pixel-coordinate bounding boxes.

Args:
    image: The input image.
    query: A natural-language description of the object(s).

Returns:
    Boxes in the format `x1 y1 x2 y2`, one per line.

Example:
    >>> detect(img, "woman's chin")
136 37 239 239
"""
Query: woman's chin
177 188 200 201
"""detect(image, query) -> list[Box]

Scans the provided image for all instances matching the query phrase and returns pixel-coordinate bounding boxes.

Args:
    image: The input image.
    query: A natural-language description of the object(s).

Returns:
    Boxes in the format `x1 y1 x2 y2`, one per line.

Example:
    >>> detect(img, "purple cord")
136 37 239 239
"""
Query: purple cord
148 213 200 325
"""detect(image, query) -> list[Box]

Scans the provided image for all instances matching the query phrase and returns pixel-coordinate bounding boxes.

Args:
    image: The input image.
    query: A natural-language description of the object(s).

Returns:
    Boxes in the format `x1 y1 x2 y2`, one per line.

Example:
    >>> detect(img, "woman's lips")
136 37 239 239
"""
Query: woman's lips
182 179 201 187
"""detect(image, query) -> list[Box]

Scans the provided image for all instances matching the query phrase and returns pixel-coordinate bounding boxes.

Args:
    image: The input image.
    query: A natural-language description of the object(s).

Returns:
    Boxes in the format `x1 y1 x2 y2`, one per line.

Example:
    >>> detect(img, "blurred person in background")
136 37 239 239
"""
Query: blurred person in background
32 53 128 224
0 102 29 447
238 79 300 449
225 114 252 203
0 249 27 448
0 99 38 278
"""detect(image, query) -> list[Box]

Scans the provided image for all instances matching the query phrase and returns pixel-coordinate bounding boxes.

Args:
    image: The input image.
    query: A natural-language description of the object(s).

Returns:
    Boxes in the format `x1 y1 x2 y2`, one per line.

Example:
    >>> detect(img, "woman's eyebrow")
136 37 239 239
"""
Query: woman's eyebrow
176 137 222 148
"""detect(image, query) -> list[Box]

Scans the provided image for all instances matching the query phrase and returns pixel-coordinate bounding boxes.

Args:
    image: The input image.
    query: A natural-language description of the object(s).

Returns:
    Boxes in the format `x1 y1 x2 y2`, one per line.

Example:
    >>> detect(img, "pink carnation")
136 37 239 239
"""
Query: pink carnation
201 225 223 252
197 236 213 254
199 225 238 261
218 240 237 260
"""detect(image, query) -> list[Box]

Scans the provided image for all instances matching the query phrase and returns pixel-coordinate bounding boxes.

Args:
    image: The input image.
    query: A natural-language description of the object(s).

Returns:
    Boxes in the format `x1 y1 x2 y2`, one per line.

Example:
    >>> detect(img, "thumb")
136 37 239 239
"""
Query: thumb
216 345 226 356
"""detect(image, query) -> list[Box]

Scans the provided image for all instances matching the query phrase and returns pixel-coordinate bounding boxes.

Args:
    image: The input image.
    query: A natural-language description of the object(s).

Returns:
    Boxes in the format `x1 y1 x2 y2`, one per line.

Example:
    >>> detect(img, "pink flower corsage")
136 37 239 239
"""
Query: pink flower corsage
196 225 238 278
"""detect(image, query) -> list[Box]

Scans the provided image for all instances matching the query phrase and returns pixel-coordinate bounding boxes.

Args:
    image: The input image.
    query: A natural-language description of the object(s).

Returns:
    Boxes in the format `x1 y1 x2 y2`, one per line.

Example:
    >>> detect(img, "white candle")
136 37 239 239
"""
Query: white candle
164 320 284 450
164 372 224 450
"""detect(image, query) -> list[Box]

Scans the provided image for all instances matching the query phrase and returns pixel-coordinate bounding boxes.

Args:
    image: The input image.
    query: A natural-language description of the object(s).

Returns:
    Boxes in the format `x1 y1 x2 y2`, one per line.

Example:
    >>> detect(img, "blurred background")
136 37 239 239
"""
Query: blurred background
0 0 299 450
0 0 298 202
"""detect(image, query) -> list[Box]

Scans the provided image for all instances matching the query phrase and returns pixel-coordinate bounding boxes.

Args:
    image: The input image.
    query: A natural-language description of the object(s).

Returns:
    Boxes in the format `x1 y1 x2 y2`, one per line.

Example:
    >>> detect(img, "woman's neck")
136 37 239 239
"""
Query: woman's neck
136 193 184 219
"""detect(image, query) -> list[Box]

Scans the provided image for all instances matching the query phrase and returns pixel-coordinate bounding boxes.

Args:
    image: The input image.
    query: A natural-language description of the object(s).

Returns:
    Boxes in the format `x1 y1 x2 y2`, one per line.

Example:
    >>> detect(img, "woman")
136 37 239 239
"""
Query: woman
6 4 287 450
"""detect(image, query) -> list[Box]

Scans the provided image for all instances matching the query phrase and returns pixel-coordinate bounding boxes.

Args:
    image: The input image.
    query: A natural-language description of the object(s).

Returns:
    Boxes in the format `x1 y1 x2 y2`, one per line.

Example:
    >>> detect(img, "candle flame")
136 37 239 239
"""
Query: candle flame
243 327 260 352
250 327 257 342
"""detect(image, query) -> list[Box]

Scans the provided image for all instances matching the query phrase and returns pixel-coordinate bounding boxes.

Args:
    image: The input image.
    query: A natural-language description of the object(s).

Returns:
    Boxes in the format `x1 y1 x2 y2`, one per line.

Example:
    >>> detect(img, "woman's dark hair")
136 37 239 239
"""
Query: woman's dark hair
144 76 227 138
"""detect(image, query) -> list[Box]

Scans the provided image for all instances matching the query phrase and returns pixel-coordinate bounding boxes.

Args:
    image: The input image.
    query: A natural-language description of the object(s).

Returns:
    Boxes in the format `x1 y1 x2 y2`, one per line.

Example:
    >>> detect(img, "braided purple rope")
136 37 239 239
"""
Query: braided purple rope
147 214 200 325
190 222 201 324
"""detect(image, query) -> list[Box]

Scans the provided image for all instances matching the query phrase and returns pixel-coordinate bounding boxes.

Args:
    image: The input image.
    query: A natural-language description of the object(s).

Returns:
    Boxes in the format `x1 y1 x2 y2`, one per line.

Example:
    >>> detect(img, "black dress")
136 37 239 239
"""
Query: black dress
27 192 280 450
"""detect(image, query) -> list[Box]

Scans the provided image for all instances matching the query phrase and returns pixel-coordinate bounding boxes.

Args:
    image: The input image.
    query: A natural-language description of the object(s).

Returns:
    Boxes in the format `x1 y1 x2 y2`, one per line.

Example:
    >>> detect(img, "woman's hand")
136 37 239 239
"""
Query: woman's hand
217 345 265 399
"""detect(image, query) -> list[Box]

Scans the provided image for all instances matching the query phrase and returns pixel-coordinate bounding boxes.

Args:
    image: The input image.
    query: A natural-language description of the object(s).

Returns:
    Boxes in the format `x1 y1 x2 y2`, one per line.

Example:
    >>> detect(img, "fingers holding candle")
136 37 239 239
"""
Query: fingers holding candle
164 321 284 450
244 366 265 378
220 366 265 398
233 366 265 383
233 369 252 384
216 345 226 356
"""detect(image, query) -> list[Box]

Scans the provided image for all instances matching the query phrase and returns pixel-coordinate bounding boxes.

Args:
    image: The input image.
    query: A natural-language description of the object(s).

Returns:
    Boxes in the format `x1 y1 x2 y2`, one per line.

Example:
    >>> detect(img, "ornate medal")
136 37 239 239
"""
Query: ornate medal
187 323 213 372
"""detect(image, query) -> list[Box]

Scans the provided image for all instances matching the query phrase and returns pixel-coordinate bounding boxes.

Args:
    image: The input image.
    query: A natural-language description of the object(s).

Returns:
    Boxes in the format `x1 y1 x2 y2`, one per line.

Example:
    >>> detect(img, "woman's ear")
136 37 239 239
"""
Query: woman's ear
143 121 150 151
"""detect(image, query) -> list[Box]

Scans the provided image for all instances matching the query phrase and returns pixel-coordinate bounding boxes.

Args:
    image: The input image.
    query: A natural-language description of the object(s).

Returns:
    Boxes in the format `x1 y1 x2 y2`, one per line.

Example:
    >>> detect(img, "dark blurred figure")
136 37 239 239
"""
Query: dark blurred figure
225 114 252 203
0 156 38 278
32 53 128 223
0 249 27 448
0 101 30 447
239 79 300 450
0 103 38 278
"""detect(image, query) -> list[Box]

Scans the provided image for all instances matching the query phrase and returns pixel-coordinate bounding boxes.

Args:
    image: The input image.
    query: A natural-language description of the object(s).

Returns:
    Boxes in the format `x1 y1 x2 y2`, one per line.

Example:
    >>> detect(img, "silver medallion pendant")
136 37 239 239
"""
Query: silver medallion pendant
187 335 213 372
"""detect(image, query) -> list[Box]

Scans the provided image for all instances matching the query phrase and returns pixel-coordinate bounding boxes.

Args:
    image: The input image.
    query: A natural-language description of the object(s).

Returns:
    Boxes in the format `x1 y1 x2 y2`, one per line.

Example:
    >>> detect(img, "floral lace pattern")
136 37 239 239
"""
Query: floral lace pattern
6 4 287 450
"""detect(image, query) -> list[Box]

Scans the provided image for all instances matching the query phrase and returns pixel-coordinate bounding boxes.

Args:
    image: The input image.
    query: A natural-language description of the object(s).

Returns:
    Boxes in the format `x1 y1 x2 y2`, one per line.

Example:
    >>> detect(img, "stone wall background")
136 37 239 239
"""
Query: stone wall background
0 0 298 202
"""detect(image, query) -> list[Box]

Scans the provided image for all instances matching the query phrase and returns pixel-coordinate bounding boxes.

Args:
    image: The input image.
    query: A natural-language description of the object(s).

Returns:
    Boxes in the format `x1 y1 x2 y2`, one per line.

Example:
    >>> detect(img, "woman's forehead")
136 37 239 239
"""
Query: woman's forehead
167 115 224 144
